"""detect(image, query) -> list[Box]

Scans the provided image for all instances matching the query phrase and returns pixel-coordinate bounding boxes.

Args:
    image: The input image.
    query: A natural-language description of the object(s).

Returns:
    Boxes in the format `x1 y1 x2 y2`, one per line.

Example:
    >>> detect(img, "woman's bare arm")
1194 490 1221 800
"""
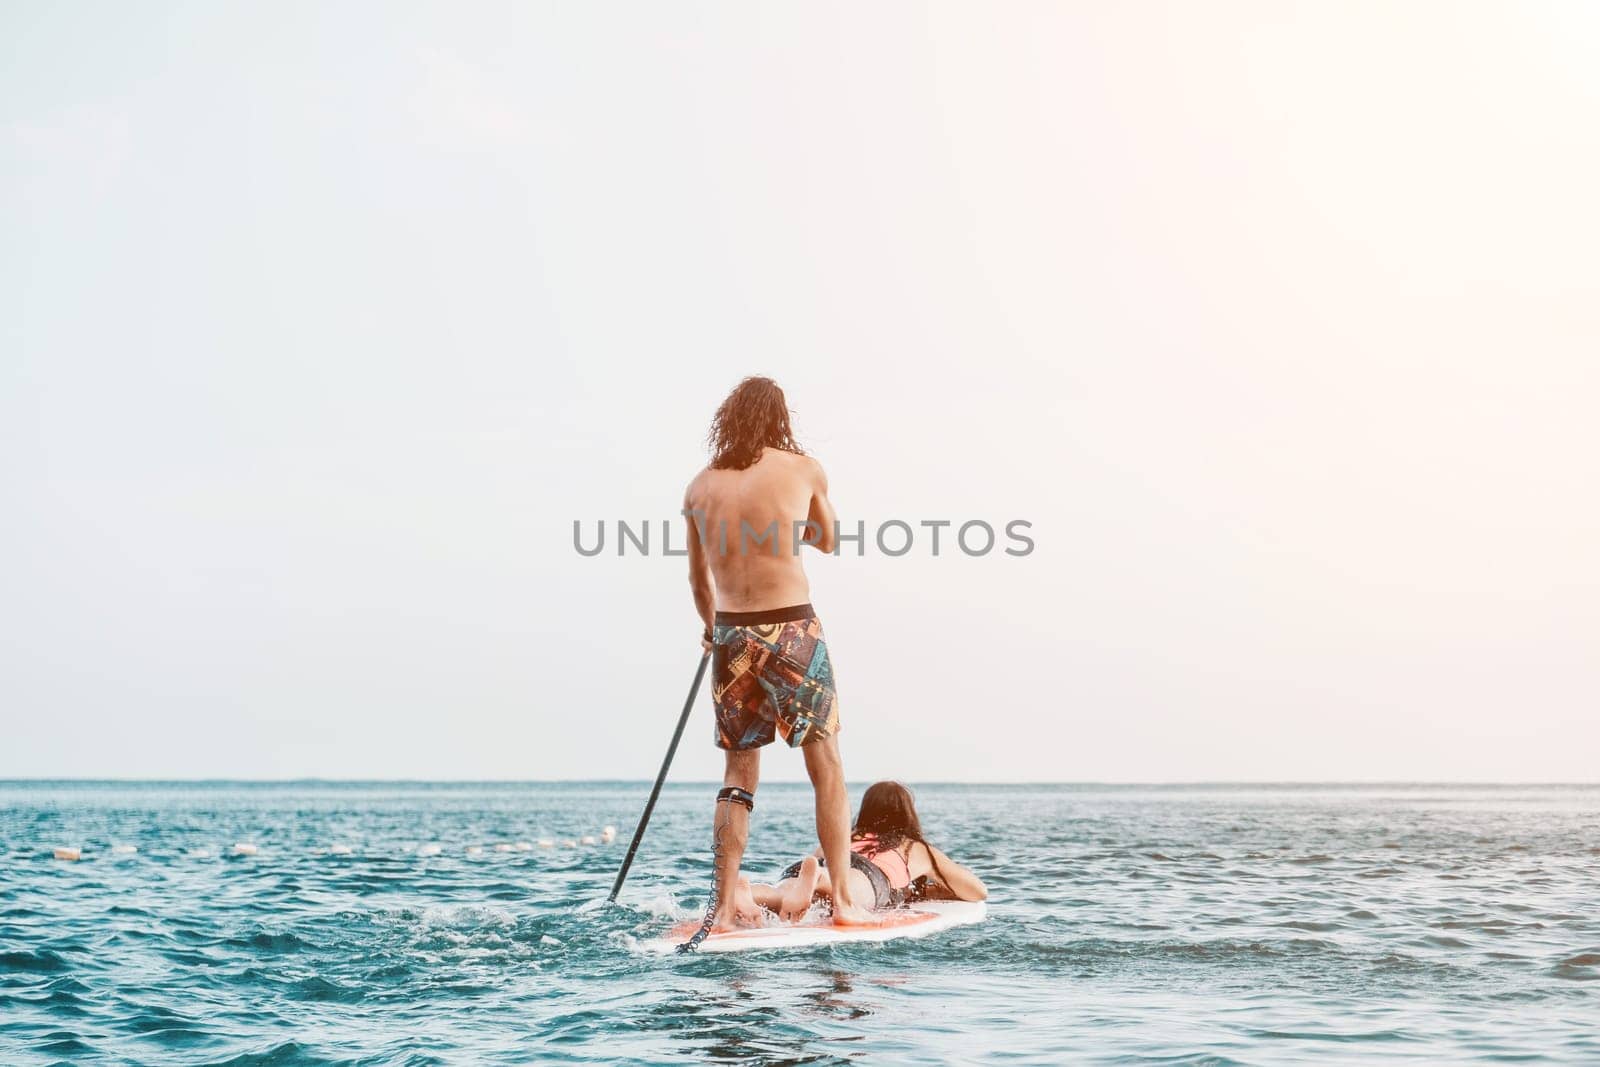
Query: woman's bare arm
923 843 988 901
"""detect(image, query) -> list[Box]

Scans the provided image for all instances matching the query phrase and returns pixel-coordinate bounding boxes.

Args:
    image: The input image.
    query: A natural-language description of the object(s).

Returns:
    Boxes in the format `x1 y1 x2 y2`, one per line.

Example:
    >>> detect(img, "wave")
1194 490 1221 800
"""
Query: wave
0 948 71 973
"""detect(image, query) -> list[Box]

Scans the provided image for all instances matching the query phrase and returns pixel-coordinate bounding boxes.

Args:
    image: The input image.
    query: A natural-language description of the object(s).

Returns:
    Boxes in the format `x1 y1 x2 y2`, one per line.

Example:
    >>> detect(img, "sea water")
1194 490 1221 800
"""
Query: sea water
1 781 1596 1065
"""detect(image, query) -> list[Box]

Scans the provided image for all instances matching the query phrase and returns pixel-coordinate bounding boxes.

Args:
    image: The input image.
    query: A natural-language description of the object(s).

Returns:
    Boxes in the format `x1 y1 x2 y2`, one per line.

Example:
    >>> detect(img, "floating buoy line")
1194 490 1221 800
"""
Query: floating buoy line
44 824 620 862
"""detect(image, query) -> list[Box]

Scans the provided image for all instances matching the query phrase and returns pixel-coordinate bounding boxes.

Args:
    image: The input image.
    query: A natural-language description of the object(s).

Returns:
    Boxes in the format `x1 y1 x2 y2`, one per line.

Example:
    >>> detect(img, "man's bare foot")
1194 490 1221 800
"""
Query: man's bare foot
712 877 764 931
779 856 820 922
830 897 875 926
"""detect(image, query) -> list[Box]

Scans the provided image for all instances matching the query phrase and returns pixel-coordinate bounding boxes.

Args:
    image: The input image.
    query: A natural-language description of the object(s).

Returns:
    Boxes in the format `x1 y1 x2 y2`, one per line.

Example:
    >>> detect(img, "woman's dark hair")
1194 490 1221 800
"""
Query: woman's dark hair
707 376 804 470
851 780 950 890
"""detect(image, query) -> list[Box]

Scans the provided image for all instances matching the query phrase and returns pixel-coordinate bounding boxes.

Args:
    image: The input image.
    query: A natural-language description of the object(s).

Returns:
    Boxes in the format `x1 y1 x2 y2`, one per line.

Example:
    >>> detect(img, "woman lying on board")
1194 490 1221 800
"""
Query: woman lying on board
726 780 988 923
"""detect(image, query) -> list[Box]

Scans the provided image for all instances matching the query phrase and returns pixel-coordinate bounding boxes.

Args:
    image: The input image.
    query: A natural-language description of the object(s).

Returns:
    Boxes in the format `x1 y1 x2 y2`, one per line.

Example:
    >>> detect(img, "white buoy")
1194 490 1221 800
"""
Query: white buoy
417 844 442 857
188 847 212 859
465 844 484 856
561 839 577 848
232 843 259 857
537 839 555 849
514 841 533 852
600 826 617 844
53 847 82 862
493 843 515 853
329 844 354 856
580 835 597 846
111 844 138 855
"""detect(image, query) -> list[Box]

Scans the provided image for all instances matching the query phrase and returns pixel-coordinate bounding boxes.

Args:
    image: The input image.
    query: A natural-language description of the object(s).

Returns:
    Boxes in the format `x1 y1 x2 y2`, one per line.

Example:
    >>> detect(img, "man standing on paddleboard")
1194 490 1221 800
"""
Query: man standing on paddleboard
682 376 873 929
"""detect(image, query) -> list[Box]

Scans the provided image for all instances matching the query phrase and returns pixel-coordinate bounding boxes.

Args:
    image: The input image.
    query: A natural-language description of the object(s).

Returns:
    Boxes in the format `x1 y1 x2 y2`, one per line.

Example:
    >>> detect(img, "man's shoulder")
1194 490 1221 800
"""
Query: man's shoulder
772 448 823 473
797 452 826 485
684 466 713 499
766 450 824 490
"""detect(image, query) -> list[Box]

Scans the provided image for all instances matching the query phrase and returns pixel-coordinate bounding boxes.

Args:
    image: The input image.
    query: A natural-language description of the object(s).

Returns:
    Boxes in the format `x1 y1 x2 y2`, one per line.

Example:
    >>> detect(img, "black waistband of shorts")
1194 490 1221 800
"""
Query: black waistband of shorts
714 603 815 627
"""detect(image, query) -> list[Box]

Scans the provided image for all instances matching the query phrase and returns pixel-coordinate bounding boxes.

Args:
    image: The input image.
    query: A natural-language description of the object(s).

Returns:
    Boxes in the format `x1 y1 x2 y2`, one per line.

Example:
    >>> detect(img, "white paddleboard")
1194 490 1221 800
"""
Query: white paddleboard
644 900 987 954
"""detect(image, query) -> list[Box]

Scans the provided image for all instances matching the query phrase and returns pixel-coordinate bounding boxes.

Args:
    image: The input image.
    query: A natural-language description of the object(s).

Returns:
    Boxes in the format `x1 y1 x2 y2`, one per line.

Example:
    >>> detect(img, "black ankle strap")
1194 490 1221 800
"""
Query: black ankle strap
716 786 755 812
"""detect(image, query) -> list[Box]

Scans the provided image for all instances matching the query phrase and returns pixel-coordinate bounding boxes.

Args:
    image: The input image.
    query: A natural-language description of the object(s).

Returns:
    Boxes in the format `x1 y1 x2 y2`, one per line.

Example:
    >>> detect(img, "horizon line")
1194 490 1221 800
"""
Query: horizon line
2 777 1596 787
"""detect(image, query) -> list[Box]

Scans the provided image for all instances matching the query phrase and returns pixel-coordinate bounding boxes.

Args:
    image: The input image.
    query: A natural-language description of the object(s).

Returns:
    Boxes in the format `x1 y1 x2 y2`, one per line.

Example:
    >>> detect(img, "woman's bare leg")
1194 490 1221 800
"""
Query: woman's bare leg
748 881 785 911
748 865 824 915
748 863 879 922
724 877 762 927
779 855 822 920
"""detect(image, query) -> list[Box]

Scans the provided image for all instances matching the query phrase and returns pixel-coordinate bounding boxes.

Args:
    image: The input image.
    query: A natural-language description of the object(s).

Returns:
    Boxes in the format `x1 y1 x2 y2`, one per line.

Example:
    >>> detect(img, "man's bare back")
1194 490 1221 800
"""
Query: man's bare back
684 447 837 619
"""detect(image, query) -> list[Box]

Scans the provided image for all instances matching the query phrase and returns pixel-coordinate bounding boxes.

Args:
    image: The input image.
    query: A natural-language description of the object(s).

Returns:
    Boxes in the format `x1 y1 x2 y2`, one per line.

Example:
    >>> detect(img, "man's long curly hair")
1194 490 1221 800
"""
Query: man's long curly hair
707 376 805 470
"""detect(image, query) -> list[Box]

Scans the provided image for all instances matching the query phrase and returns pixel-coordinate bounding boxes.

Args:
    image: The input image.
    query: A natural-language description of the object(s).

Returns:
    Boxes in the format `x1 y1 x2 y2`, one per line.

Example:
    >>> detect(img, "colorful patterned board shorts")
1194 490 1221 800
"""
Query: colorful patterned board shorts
711 603 839 751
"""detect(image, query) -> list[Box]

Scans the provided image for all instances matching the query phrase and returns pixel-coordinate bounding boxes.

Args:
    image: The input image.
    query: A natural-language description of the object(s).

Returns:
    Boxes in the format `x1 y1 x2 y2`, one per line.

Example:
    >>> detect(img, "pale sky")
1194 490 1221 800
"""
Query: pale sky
4 2 1597 782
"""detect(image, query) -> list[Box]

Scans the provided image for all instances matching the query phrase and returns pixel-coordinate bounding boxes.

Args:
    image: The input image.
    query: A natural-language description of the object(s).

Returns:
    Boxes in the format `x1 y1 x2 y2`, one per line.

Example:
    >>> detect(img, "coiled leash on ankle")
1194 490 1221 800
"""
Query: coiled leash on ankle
677 787 755 954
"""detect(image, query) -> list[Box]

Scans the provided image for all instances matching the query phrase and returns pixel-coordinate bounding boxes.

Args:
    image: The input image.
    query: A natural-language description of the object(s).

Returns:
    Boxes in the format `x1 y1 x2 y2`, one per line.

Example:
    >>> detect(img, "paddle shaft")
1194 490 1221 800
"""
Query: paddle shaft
608 649 712 902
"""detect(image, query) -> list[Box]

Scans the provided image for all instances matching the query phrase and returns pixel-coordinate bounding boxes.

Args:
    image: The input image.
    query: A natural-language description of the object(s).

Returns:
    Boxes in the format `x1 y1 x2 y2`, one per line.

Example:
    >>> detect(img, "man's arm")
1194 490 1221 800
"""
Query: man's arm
802 457 837 553
685 483 715 644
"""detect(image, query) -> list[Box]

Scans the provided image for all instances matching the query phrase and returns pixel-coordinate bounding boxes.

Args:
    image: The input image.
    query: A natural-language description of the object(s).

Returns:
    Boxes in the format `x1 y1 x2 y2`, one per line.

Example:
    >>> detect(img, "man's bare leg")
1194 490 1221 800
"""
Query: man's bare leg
710 748 762 930
801 736 872 923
